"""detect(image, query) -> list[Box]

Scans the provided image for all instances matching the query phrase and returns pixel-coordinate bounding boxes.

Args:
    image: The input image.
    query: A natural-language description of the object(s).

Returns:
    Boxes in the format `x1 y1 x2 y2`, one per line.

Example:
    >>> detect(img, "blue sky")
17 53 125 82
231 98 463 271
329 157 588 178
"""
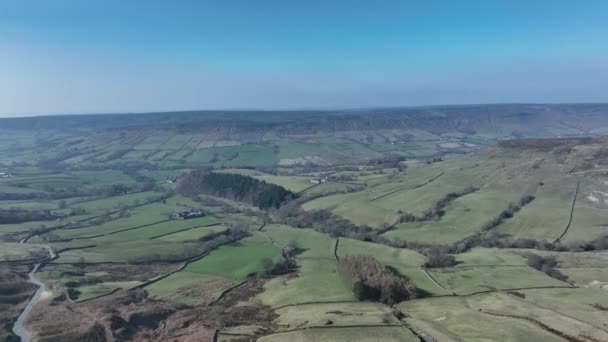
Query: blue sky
1 0 607 116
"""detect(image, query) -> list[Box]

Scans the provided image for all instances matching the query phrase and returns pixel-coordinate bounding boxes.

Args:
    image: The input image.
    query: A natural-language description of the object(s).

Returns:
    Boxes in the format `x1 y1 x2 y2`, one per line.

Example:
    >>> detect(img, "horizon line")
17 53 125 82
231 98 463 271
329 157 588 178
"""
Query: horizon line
2 101 608 119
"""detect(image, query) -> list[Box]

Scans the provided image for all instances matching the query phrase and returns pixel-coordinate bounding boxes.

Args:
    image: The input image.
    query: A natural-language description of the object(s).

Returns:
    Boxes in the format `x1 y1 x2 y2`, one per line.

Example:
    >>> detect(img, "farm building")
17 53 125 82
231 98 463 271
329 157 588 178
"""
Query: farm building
173 207 204 220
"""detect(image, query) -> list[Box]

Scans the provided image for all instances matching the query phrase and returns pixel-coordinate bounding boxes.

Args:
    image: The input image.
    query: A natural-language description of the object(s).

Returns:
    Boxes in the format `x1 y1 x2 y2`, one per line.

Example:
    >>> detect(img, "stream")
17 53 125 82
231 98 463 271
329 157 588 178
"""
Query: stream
12 245 55 342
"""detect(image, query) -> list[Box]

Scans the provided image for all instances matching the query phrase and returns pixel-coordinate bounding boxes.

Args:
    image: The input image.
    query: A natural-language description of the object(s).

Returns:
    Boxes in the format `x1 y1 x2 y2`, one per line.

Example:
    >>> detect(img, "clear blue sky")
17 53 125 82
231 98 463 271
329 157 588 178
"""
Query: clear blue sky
1 0 607 116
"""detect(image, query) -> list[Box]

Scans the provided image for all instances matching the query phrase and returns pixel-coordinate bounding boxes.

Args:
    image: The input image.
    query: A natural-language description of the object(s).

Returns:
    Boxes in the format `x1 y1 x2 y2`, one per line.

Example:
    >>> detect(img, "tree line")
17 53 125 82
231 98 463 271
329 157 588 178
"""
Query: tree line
524 253 570 283
399 186 479 222
177 171 295 209
0 208 63 224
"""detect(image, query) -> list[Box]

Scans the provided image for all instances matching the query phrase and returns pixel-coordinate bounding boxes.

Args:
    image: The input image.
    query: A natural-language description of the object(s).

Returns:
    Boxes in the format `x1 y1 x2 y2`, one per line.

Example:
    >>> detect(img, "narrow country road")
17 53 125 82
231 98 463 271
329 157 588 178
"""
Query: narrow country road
12 245 55 342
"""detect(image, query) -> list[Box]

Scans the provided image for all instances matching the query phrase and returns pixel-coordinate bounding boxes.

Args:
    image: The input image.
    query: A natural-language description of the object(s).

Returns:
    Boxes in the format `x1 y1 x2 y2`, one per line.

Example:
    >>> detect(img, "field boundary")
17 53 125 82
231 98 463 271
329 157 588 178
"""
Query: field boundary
400 319 435 342
135 239 236 289
421 268 456 295
272 300 361 310
208 279 248 306
459 285 578 297
333 238 340 262
408 285 579 301
258 323 406 339
554 179 580 243
71 288 121 303
479 310 585 342
148 222 223 240
55 219 174 241
54 244 97 254
369 171 444 202
507 291 608 333
295 182 322 195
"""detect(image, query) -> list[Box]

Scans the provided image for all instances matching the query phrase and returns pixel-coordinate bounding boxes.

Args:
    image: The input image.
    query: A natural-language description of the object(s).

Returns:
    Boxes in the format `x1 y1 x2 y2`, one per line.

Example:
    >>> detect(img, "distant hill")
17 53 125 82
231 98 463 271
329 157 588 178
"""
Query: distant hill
2 103 608 135
2 103 608 168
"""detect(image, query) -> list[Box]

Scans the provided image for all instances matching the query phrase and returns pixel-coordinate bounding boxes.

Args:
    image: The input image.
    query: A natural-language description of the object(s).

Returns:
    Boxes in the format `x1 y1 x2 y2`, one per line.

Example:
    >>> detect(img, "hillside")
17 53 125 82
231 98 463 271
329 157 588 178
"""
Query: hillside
299 137 608 245
1 115 608 341
2 104 608 169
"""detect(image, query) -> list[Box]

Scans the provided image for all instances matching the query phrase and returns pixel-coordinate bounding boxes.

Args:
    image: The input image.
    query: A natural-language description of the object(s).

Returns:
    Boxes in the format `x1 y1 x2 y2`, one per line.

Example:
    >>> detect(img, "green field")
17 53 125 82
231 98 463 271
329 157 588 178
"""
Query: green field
2 115 608 341
185 237 282 280
146 235 282 305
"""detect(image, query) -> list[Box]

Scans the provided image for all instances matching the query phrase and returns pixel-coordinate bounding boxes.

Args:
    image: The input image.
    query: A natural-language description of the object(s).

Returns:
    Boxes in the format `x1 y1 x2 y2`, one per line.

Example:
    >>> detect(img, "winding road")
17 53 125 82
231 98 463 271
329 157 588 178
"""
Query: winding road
12 245 55 342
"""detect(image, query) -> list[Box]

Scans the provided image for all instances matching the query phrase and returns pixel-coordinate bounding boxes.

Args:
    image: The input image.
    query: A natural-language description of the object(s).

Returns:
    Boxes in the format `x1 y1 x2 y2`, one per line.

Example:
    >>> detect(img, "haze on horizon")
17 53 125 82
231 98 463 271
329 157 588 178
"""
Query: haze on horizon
1 0 607 117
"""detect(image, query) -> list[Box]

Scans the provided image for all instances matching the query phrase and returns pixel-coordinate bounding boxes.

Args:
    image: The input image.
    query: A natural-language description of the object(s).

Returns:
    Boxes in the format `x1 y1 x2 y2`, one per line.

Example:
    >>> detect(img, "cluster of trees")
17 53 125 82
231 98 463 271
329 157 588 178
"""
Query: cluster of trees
272 204 373 238
261 240 301 275
366 156 407 169
425 157 443 164
399 186 479 222
525 253 570 283
338 255 416 304
199 226 249 245
423 248 457 268
577 234 608 251
261 257 297 276
177 171 295 209
0 208 63 224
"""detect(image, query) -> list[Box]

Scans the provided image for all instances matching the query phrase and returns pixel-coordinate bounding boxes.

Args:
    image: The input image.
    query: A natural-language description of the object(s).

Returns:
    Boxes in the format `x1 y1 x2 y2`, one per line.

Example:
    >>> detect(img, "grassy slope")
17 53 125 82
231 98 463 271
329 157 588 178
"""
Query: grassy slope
401 295 564 342
258 327 418 342
257 225 354 307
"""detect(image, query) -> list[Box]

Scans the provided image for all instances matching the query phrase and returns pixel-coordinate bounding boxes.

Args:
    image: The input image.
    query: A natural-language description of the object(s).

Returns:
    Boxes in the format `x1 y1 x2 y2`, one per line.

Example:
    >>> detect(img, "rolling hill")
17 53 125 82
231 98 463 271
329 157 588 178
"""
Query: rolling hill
1 106 608 341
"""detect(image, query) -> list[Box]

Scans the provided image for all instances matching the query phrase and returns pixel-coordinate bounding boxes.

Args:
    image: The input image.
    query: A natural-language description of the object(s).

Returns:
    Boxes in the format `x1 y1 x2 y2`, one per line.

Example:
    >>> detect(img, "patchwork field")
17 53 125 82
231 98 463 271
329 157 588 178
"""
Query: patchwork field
2 112 608 341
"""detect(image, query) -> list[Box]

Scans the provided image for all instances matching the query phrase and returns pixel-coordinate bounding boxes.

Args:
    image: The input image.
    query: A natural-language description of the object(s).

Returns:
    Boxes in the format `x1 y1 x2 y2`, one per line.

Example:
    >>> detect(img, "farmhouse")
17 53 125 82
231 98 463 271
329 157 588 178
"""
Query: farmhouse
173 207 204 220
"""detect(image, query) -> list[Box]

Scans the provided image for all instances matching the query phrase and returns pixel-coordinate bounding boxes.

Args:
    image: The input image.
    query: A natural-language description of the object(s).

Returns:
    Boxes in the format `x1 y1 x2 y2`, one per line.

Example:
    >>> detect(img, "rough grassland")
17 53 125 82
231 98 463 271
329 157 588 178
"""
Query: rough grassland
75 281 142 301
454 247 528 266
0 242 47 261
272 302 401 328
258 258 353 308
258 326 418 342
514 287 608 332
400 295 564 342
427 266 568 295
146 272 228 306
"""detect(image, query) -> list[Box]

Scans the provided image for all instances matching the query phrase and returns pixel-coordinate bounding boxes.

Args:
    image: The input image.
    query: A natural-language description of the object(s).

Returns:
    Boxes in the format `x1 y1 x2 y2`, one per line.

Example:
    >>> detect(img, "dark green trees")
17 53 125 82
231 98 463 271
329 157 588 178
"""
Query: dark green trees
177 170 294 209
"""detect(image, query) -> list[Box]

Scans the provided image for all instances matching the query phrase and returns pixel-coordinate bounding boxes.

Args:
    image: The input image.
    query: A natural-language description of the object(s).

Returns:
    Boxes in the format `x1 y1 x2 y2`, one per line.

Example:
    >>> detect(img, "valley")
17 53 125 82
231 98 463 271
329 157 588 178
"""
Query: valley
1 106 608 341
